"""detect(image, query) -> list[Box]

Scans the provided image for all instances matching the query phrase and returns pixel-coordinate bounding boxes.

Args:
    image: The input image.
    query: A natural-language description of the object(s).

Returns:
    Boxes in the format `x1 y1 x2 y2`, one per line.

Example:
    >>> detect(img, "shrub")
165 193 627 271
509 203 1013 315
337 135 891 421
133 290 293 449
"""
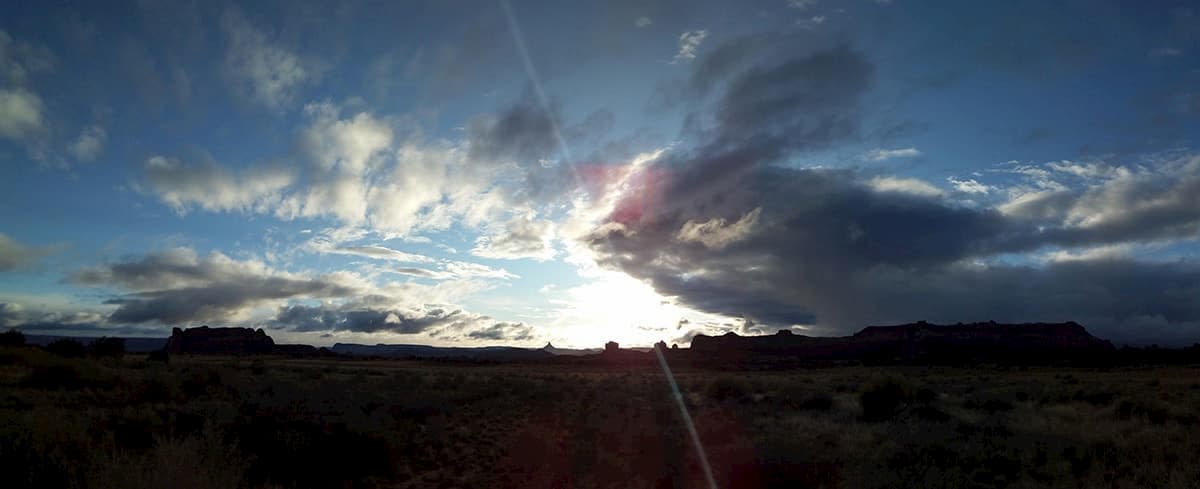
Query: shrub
147 350 170 363
24 364 89 390
860 377 914 421
0 328 25 346
89 337 125 358
705 376 751 403
796 395 835 411
1114 399 1173 424
44 338 86 358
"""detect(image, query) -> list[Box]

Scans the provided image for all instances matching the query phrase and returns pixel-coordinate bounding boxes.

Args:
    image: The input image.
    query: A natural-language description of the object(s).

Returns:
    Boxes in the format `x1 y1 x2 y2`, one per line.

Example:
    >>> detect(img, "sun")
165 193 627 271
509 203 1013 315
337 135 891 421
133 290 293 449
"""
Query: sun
546 271 711 349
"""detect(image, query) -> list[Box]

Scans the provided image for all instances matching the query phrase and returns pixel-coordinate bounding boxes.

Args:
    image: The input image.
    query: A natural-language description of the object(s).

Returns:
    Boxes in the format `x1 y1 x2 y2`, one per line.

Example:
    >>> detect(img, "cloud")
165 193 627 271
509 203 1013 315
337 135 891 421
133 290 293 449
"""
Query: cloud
443 261 518 280
472 217 556 260
671 30 709 64
465 321 533 341
1000 153 1200 247
466 96 560 166
323 244 435 264
0 88 43 140
676 207 761 250
867 176 943 197
141 155 295 214
0 233 52 271
300 102 393 174
394 267 448 279
581 39 1200 345
66 247 523 340
862 147 921 161
0 30 54 85
273 303 466 334
947 177 992 195
221 10 308 109
588 163 1200 343
635 16 652 28
68 125 106 162
71 248 358 324
270 302 531 341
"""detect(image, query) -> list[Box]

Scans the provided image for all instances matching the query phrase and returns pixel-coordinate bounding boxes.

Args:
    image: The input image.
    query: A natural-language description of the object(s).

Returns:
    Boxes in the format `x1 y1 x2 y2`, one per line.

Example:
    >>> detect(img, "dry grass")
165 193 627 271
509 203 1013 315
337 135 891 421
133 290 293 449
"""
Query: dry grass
3 347 1200 488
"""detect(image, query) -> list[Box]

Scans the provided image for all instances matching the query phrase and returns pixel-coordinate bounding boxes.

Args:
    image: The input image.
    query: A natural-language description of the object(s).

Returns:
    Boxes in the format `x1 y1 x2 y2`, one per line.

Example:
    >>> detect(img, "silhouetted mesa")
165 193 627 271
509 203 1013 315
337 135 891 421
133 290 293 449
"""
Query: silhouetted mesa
689 321 1114 363
165 326 275 354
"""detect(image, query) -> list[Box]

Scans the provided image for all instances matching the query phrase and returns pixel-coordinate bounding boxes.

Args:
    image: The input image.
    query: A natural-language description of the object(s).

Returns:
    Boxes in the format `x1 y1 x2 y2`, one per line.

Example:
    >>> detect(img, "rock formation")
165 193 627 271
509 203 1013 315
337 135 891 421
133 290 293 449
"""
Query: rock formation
165 326 275 354
689 321 1114 363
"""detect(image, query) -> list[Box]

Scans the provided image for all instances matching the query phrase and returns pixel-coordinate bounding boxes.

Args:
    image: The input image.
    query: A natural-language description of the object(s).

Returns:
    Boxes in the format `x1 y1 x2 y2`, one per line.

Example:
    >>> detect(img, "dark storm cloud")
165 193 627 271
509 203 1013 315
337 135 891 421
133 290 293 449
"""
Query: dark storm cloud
465 321 534 341
590 167 1029 326
650 43 873 209
71 249 356 324
466 96 615 166
592 166 1200 342
585 39 1200 344
0 233 53 271
270 303 531 339
104 276 353 324
466 97 560 166
272 304 457 334
466 94 617 205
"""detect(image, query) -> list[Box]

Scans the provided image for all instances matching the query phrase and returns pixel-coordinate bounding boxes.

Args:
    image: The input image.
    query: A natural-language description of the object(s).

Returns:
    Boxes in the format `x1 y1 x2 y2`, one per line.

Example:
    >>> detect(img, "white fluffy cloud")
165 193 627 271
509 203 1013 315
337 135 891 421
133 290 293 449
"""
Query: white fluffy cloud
867 176 943 197
947 176 992 194
300 102 393 174
141 155 295 214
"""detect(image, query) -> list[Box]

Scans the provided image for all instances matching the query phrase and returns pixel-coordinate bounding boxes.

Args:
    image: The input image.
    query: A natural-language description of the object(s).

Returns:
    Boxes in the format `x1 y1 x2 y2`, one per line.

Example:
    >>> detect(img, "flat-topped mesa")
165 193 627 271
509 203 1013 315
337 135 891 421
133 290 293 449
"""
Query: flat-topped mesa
165 326 275 354
853 321 1112 349
688 321 1114 362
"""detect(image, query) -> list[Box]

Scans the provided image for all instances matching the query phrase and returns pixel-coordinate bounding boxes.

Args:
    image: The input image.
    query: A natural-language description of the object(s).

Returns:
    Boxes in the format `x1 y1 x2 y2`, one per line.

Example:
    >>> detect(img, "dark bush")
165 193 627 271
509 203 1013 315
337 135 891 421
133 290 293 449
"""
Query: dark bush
1115 399 1173 424
705 376 751 403
860 377 914 422
45 338 86 358
146 349 169 363
796 395 834 411
89 337 125 358
24 364 89 389
0 328 24 347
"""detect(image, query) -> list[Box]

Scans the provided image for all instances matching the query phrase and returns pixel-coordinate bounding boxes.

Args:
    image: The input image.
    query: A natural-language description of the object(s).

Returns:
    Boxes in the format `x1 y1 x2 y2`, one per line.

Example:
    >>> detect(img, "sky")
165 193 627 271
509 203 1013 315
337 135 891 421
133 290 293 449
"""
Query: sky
1 0 1199 348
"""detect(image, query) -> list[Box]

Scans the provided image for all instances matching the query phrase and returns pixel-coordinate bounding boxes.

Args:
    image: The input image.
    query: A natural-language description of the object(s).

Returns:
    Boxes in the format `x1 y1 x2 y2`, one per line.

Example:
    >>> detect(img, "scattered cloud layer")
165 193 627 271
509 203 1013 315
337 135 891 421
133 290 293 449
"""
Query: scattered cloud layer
0 233 51 271
672 30 709 64
221 10 309 109
863 147 921 162
56 247 528 341
0 88 43 140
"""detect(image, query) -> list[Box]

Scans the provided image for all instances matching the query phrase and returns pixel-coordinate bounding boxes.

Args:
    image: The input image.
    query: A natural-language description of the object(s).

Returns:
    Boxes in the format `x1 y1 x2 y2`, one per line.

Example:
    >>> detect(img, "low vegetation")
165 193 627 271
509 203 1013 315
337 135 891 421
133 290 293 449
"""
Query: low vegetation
3 344 1200 488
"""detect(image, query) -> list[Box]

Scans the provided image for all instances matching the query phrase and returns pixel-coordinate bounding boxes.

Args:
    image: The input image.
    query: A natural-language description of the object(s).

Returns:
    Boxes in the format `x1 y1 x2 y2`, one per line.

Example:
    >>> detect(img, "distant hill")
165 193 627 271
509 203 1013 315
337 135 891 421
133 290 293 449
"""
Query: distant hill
540 343 602 356
24 335 167 353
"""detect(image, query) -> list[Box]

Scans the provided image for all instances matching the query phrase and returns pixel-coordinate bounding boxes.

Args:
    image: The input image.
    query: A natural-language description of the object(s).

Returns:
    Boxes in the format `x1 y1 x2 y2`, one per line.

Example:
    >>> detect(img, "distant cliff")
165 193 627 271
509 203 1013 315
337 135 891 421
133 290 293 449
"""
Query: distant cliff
165 326 275 354
689 321 1114 363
